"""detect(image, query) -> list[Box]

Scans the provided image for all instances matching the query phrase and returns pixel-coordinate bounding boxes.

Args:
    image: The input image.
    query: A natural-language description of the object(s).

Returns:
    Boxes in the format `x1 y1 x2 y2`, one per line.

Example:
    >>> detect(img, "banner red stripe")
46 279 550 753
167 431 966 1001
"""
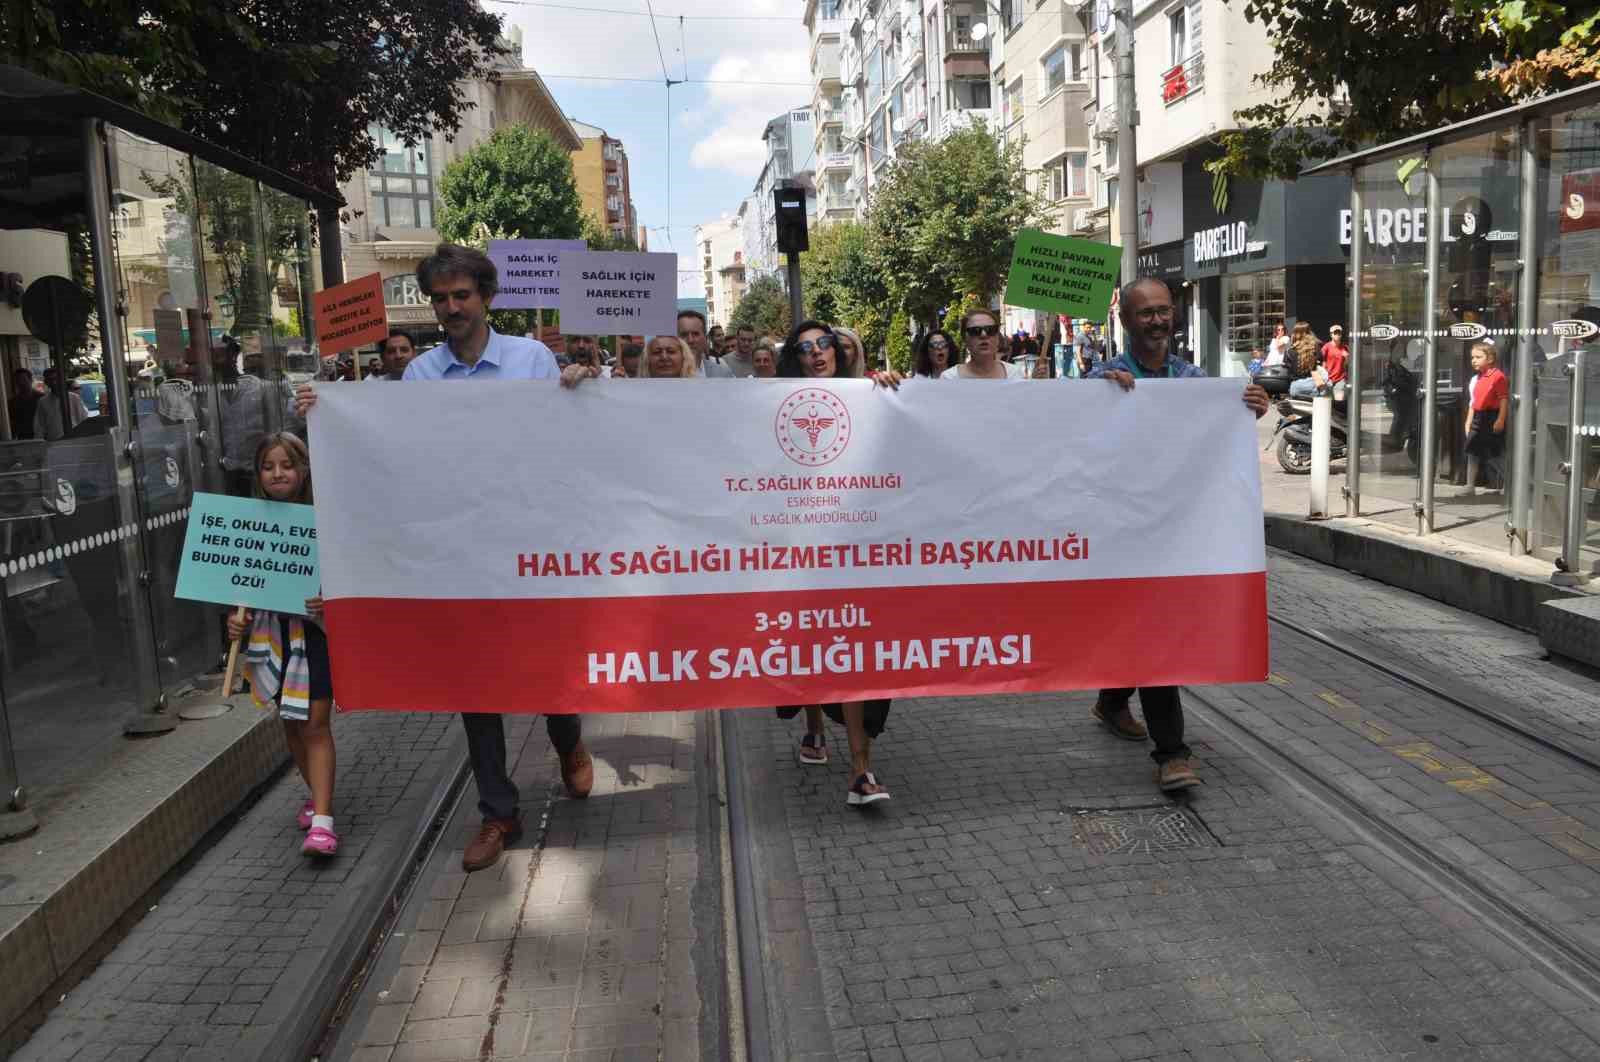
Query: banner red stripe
325 572 1266 714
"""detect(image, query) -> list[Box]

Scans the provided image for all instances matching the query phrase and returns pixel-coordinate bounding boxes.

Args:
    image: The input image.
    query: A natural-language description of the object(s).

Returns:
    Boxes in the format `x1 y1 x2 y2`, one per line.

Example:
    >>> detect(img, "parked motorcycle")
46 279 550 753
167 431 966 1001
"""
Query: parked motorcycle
1270 390 1349 474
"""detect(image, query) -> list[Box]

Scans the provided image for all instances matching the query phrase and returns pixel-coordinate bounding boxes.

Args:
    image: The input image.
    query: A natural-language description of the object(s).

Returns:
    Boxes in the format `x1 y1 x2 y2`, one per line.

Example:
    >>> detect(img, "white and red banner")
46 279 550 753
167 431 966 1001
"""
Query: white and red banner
310 379 1267 713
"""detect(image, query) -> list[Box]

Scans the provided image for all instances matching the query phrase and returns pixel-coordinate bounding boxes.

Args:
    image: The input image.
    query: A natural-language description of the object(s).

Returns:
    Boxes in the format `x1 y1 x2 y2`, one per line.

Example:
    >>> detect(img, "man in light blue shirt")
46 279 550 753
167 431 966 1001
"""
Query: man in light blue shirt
296 244 590 875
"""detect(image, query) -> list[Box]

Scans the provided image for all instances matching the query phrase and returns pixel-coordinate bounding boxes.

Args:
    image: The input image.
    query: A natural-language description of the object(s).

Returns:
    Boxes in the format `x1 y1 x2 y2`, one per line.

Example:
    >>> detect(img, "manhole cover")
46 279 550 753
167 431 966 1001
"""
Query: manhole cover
1072 807 1214 855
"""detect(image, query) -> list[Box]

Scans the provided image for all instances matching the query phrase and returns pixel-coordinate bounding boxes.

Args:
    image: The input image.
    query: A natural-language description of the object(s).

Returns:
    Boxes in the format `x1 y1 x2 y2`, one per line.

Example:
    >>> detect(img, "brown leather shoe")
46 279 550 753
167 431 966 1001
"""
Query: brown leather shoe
462 817 522 872
1157 758 1201 792
1092 698 1148 741
560 740 594 799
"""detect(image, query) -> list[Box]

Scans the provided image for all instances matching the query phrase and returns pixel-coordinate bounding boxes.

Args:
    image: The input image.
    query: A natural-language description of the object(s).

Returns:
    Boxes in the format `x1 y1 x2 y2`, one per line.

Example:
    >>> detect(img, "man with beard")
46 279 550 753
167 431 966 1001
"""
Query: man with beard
1088 276 1268 793
293 244 593 874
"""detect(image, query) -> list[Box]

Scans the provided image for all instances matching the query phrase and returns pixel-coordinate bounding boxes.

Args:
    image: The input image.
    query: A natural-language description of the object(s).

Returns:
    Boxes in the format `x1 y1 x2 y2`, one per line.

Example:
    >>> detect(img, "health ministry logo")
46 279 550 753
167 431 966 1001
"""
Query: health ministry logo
775 388 851 467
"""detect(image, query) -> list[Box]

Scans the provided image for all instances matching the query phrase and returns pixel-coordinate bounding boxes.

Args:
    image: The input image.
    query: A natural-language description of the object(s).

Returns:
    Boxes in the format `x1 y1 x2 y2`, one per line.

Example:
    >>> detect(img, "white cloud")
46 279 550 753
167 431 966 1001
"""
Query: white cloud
686 52 811 178
496 0 811 181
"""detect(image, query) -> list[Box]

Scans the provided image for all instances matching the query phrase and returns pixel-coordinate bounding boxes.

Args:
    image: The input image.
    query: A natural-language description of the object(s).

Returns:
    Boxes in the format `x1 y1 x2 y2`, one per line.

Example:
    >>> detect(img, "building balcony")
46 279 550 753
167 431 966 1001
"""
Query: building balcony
940 108 993 138
1161 52 1204 105
822 151 853 172
1093 101 1118 141
943 26 990 79
604 157 619 173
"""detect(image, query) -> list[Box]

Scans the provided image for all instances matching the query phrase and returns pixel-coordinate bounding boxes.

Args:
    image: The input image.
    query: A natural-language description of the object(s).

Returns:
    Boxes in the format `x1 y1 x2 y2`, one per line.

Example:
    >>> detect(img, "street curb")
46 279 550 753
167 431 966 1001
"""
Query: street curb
254 725 470 1062
1264 512 1580 631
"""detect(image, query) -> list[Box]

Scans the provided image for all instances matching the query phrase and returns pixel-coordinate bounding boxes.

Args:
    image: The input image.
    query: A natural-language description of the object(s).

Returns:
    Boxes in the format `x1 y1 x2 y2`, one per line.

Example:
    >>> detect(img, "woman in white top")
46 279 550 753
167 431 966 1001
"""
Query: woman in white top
942 309 1026 379
1264 322 1289 367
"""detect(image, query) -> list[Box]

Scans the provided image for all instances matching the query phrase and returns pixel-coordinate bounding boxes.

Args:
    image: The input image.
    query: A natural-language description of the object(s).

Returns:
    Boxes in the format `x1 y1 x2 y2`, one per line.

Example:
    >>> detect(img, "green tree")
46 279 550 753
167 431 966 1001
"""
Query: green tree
4 0 508 197
800 219 890 354
867 126 1057 326
885 309 913 374
437 126 585 245
581 214 640 251
1212 0 1600 180
729 275 793 339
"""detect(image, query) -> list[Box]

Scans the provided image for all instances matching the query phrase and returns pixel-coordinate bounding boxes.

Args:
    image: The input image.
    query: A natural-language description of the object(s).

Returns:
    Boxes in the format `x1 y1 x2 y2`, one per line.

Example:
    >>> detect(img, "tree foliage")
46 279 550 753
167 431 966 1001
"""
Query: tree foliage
1214 0 1600 180
437 126 585 245
581 213 640 251
885 310 913 374
729 274 793 339
5 0 507 197
801 219 890 353
867 126 1057 325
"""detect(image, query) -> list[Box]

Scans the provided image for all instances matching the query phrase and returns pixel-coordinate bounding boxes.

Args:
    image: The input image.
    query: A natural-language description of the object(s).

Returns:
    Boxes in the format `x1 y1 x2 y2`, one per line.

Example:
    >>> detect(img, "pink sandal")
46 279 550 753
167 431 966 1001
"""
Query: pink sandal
302 825 339 856
297 801 314 830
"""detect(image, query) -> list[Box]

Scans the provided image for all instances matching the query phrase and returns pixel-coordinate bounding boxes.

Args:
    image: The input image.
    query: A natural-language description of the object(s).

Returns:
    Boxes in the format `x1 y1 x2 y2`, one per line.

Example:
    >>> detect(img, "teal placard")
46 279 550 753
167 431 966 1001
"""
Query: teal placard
1002 229 1121 320
175 492 320 615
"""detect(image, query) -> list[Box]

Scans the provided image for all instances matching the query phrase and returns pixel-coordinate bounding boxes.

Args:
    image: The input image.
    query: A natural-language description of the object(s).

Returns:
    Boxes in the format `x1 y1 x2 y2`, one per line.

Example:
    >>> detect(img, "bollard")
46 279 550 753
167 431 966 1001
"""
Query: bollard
1555 347 1590 586
1309 391 1332 518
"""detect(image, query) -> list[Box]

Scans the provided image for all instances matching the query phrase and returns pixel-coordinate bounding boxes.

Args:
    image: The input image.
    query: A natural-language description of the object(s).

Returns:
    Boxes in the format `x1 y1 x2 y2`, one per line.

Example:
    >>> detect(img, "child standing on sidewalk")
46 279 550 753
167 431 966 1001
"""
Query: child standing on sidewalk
1464 341 1509 495
226 432 340 856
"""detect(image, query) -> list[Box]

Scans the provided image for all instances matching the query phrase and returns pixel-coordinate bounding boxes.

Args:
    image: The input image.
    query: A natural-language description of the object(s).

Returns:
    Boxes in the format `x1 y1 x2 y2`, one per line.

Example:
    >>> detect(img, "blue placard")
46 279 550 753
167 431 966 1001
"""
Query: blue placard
175 492 320 615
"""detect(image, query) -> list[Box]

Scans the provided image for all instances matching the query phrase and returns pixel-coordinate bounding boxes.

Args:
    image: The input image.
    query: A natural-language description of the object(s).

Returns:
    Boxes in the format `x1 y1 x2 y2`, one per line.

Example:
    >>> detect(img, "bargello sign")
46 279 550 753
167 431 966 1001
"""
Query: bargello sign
1192 222 1268 265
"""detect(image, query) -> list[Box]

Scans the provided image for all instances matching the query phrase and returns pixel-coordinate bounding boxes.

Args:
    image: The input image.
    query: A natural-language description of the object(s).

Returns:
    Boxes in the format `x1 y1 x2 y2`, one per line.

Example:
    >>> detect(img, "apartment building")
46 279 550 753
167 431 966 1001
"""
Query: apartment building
695 215 747 329
338 29 581 346
1079 0 1348 374
810 0 992 224
743 109 818 277
570 119 639 244
987 1 1094 333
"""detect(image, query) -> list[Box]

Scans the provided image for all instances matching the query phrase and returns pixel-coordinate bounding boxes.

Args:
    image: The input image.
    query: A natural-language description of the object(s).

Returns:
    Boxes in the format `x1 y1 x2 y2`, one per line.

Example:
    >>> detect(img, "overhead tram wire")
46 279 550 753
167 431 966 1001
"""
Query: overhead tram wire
539 74 812 86
484 0 799 20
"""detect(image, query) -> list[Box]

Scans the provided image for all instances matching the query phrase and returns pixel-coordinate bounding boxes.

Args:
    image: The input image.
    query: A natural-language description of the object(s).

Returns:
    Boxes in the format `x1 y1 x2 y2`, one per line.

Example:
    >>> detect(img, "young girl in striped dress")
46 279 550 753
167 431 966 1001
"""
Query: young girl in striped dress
226 432 339 856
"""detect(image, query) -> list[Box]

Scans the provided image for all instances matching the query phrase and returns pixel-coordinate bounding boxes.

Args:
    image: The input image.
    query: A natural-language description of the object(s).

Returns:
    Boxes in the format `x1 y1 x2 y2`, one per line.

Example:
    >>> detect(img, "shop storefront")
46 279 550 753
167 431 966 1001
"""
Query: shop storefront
1181 158 1351 377
0 66 333 837
1305 80 1600 573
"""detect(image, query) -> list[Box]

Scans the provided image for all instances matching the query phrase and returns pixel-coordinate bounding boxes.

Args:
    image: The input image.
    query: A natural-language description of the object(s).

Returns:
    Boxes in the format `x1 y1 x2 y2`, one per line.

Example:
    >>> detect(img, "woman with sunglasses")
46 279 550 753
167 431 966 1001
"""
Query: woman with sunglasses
775 319 901 806
943 309 1026 379
914 329 956 378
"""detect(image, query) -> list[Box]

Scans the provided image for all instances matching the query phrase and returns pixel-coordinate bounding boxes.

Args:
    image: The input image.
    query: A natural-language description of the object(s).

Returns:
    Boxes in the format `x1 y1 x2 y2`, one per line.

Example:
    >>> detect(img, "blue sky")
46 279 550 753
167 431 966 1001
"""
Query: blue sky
489 0 813 294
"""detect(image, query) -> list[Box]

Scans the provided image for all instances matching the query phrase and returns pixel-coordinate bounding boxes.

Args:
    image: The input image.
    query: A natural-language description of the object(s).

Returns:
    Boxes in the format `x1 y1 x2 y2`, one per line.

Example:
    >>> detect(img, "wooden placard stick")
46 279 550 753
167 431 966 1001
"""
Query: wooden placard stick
223 605 246 695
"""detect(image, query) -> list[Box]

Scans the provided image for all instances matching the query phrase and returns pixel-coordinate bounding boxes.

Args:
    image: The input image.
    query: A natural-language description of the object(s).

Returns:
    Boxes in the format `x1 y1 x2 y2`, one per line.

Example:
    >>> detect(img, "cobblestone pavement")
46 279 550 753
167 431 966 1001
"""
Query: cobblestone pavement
332 710 715 1062
14 708 462 1062
1265 547 1600 740
735 669 1600 1061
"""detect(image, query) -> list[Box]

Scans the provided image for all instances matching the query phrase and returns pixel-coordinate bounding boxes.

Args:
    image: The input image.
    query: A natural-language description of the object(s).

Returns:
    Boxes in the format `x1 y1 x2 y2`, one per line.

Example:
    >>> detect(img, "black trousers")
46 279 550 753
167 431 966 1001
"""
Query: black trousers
460 713 582 821
1100 687 1189 763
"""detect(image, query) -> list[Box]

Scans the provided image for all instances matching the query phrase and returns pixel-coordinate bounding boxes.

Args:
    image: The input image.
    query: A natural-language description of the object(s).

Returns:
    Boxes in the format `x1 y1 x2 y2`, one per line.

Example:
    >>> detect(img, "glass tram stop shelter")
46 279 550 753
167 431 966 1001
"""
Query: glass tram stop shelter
0 64 340 1039
1305 80 1600 589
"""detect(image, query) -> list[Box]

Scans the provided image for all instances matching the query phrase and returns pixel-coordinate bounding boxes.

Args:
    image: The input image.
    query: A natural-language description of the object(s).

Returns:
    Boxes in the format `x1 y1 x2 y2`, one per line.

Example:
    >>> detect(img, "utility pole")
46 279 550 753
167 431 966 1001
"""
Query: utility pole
1115 0 1138 288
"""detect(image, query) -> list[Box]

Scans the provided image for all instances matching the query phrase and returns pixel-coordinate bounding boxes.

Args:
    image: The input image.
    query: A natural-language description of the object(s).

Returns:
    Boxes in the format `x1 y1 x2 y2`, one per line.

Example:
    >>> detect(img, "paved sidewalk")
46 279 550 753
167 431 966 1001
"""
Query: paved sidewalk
333 710 717 1062
731 683 1600 1062
14 707 462 1062
1266 548 1600 741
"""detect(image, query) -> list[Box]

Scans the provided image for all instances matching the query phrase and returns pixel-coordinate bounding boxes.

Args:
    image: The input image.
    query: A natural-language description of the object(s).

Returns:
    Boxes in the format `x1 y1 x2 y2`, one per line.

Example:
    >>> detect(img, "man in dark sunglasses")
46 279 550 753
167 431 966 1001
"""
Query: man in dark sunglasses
1087 276 1269 794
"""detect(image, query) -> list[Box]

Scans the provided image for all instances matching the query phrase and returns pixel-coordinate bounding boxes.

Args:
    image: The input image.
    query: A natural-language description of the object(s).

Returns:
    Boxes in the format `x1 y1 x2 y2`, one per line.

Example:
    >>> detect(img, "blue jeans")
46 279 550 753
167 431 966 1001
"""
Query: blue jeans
1289 377 1317 398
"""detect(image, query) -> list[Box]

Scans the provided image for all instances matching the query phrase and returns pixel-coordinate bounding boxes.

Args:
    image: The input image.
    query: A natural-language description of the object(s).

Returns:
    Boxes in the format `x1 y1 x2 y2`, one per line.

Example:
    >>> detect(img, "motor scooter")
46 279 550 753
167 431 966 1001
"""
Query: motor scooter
1269 387 1349 474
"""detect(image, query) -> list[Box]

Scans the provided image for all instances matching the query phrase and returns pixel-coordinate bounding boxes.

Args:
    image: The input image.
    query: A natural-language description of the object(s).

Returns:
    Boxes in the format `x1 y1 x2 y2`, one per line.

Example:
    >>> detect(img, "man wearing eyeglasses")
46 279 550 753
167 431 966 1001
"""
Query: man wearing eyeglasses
293 243 594 875
1089 276 1269 792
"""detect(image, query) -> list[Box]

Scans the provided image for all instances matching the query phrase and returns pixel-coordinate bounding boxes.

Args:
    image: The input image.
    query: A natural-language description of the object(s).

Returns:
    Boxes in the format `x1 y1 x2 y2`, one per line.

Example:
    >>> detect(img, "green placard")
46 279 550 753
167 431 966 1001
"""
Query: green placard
1002 230 1121 320
175 492 319 615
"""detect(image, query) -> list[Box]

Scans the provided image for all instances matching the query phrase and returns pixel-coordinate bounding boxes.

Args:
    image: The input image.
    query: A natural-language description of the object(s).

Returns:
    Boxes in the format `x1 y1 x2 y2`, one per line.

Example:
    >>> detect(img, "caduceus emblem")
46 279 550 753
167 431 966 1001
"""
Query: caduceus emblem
790 406 835 448
775 388 851 467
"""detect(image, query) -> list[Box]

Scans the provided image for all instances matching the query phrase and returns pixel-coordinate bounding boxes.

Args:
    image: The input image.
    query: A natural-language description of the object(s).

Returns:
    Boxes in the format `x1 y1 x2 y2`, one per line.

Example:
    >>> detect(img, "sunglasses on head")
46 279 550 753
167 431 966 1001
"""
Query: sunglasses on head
965 324 1000 337
798 335 836 354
